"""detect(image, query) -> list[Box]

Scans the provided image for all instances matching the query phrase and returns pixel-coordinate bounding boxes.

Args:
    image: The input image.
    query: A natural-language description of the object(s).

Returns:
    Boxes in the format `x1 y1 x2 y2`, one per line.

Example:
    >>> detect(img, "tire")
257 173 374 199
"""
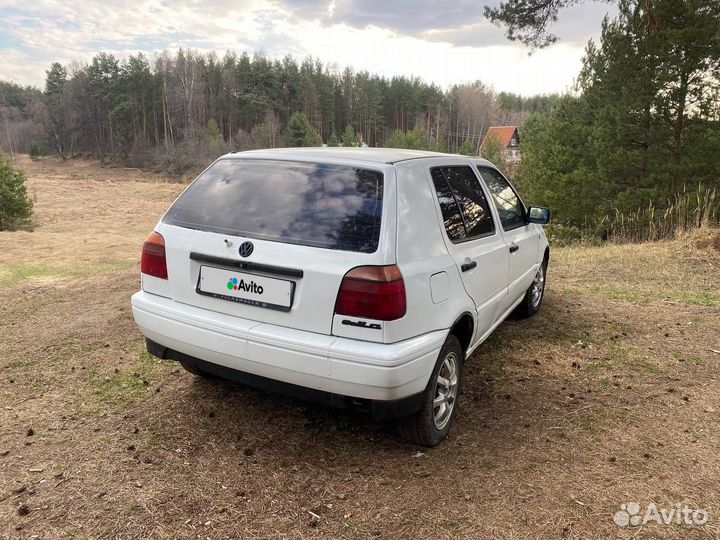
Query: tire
514 258 548 319
179 360 222 380
399 334 463 447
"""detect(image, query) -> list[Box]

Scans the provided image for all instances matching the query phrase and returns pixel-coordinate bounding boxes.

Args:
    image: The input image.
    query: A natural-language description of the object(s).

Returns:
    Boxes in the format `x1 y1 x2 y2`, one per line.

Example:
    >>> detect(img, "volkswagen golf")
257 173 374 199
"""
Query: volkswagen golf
131 148 550 446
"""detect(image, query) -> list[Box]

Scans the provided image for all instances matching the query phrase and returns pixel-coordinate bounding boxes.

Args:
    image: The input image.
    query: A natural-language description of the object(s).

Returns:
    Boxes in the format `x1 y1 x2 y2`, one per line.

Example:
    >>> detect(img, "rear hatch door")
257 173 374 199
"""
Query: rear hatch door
148 157 395 335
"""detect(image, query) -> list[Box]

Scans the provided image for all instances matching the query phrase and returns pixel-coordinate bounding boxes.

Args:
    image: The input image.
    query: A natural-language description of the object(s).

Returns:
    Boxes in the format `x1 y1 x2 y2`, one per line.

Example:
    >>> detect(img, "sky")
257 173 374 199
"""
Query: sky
0 0 616 96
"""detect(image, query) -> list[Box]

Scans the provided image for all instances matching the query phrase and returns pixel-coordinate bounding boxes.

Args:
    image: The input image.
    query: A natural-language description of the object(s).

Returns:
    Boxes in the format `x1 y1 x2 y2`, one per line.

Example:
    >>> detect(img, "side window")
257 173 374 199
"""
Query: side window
431 166 495 241
476 166 526 231
430 169 466 241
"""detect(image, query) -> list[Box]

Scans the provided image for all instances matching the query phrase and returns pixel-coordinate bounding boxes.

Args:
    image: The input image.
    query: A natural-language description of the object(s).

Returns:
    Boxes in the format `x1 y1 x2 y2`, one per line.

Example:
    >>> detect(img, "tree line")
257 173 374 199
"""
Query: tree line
0 51 554 173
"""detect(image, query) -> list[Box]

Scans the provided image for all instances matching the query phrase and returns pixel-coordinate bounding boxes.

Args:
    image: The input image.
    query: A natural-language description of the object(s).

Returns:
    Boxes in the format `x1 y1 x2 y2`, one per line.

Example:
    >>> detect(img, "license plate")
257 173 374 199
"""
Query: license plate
196 265 295 312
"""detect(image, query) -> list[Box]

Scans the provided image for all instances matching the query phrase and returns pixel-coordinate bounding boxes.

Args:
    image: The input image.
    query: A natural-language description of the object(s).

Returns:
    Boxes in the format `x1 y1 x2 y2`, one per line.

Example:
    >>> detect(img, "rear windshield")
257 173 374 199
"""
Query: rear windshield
163 159 384 253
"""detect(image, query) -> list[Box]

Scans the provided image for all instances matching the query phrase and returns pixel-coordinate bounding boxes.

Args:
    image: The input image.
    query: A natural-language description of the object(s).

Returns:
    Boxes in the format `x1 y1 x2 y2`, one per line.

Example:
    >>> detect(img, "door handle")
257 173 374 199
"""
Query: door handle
509 243 519 253
461 261 477 272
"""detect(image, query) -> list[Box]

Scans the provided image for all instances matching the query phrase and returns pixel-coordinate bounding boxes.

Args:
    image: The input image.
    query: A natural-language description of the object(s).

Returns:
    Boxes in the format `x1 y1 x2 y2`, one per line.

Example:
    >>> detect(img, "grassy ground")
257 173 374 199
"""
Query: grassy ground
1 156 719 539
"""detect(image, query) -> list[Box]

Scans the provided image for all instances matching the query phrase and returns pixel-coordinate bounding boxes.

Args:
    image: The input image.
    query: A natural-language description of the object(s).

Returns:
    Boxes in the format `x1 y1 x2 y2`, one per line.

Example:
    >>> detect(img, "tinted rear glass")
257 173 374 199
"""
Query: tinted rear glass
164 159 384 253
430 169 466 241
441 166 494 238
430 166 494 241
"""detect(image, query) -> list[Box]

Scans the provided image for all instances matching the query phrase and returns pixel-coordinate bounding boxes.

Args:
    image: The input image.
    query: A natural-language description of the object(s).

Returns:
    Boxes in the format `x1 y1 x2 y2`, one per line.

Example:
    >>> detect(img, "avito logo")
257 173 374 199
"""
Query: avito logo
227 277 264 295
614 502 709 527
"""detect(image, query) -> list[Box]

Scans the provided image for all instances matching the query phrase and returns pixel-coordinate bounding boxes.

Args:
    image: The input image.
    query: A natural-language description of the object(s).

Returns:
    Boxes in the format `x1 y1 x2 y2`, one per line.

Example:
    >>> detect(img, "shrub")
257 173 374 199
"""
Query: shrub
28 142 42 161
0 151 34 230
601 185 719 243
542 185 719 246
458 139 477 156
385 128 446 152
207 119 221 139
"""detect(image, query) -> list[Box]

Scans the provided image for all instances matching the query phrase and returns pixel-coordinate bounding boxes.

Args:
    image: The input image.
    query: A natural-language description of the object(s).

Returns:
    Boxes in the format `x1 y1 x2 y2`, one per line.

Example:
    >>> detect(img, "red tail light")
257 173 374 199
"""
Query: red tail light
141 231 168 279
335 265 406 321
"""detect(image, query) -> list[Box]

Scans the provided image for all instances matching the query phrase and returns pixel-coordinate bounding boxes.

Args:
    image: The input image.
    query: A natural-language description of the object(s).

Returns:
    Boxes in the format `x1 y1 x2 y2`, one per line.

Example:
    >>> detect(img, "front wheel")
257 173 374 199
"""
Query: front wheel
399 335 463 446
514 260 547 318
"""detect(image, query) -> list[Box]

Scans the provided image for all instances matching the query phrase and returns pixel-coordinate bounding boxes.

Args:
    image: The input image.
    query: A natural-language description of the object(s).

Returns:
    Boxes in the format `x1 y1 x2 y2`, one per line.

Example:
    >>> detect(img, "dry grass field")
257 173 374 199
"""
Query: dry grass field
1 156 719 539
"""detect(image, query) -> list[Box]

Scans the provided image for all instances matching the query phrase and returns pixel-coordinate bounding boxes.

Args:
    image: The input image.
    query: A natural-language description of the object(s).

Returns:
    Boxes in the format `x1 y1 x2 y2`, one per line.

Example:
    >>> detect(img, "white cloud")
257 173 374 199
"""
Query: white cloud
0 0 608 94
274 20 585 94
0 48 53 86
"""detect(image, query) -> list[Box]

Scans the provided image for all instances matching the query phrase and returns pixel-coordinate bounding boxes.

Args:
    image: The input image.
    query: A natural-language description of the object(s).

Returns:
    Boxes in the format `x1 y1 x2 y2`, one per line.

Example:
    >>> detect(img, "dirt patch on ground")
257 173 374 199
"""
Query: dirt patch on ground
1 157 719 539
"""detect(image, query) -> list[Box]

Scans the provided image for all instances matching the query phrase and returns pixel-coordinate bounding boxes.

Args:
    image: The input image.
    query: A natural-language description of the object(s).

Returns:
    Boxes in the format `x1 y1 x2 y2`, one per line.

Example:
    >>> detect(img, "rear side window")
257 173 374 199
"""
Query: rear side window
431 166 495 242
164 159 384 253
430 169 466 241
476 166 527 231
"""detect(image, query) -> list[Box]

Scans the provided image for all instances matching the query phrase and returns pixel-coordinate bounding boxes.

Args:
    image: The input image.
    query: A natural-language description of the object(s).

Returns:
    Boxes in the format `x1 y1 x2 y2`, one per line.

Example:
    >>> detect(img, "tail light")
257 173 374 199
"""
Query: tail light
335 265 406 321
141 231 168 279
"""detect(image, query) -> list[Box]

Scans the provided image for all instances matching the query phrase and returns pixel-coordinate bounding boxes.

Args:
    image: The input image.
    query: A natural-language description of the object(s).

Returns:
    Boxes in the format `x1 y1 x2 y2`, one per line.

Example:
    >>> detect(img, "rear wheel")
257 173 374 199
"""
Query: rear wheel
179 360 222 380
514 259 547 318
399 335 463 447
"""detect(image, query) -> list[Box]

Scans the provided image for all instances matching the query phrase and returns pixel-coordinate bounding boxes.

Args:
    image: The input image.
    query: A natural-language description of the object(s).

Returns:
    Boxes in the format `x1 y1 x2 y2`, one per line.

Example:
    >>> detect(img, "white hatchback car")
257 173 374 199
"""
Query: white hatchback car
131 148 550 446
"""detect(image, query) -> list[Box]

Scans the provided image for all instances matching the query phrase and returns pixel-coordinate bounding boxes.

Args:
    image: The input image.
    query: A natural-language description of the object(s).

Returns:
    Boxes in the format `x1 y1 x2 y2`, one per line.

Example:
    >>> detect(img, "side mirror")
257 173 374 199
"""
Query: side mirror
527 206 551 225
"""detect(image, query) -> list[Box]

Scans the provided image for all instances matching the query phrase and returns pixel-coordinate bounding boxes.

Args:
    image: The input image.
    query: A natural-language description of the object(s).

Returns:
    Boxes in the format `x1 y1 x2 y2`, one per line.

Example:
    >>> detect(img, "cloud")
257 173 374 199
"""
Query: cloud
0 48 53 87
0 0 286 84
0 0 614 94
421 21 508 48
275 19 586 94
286 0 613 46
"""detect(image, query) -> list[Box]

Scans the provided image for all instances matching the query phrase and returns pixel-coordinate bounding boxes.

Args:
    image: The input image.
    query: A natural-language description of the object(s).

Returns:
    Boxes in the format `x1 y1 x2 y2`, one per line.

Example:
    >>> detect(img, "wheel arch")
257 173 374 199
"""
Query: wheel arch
448 311 475 357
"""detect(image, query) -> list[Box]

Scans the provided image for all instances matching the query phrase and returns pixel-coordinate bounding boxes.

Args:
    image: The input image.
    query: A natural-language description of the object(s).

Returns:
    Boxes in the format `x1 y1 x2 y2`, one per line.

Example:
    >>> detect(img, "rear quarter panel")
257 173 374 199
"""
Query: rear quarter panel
386 159 475 344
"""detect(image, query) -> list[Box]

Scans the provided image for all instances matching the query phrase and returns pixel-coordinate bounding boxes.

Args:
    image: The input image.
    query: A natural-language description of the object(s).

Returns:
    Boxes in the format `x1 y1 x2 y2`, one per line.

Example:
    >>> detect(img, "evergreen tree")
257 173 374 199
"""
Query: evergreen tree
518 97 603 224
519 0 720 225
44 62 69 158
485 0 577 48
0 150 33 230
342 124 356 147
286 112 321 147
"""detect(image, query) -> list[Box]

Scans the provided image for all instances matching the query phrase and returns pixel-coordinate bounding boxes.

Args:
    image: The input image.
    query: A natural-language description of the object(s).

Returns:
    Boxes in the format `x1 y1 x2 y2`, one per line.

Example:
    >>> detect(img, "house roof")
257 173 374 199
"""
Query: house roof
480 126 518 149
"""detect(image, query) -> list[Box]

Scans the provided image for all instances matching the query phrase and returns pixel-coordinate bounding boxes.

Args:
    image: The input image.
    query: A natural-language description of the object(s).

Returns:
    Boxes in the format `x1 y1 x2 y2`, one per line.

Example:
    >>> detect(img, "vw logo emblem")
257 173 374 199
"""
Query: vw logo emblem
238 241 254 258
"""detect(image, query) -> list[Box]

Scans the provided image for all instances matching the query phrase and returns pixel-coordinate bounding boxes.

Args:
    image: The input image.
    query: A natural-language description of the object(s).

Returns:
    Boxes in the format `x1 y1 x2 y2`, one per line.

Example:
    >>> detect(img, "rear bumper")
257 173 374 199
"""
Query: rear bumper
131 291 445 416
145 338 424 419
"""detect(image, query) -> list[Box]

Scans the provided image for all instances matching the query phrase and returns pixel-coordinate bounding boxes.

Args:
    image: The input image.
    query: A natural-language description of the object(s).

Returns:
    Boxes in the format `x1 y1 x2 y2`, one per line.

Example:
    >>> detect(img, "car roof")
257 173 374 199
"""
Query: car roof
222 147 495 166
